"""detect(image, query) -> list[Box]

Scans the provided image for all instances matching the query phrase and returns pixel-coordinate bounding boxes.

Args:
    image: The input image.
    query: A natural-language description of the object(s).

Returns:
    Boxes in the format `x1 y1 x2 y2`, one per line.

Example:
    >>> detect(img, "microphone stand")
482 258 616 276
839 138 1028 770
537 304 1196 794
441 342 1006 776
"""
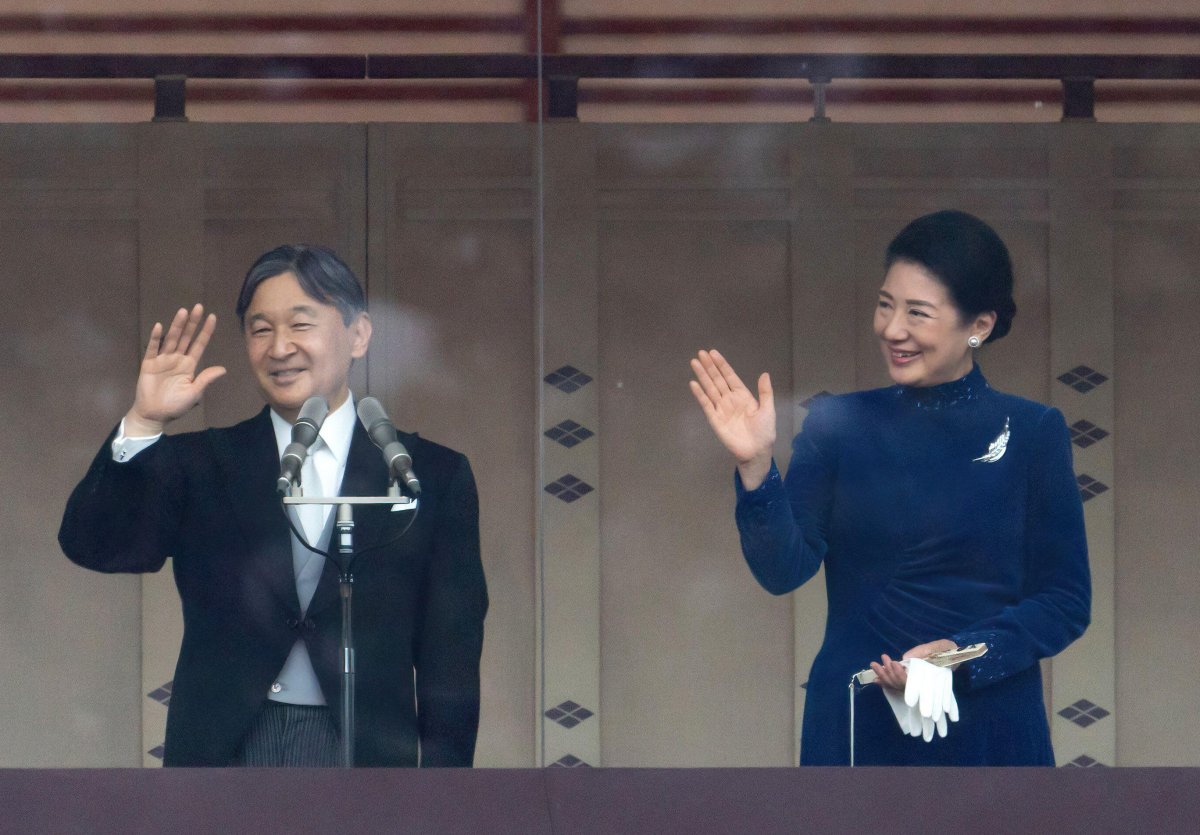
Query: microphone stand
284 481 417 768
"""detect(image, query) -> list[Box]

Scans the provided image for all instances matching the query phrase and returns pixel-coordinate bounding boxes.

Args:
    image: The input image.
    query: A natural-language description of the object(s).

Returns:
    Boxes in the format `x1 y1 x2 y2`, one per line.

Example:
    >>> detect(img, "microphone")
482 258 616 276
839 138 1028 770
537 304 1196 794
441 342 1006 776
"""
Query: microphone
356 396 421 496
276 395 330 495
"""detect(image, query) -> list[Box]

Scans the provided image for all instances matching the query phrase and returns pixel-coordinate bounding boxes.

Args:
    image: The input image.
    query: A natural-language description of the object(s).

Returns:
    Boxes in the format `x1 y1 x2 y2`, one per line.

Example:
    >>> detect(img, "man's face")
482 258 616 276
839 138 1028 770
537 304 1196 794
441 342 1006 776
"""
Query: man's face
242 271 371 422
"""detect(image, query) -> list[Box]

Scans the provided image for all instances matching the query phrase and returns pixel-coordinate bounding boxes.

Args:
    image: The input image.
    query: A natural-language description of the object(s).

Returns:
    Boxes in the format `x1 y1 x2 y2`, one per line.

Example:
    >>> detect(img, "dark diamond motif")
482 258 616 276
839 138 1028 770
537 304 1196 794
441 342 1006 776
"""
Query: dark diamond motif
544 420 595 448
800 681 808 690
1064 754 1107 768
1069 420 1110 449
148 744 165 760
800 391 832 410
147 681 173 706
1057 365 1109 394
545 700 595 729
1077 475 1110 502
1058 699 1112 728
550 754 591 768
545 474 595 503
544 365 593 394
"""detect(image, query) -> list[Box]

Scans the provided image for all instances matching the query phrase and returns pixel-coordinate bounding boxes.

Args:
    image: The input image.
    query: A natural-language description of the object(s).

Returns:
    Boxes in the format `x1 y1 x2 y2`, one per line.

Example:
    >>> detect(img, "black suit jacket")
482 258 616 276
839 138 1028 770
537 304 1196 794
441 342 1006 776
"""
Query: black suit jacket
59 407 487 767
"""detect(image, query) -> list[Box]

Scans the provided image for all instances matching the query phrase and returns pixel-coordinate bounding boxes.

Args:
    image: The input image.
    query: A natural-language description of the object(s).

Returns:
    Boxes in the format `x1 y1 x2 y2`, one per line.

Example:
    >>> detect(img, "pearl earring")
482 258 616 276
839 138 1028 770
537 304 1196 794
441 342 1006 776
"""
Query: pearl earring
967 335 982 349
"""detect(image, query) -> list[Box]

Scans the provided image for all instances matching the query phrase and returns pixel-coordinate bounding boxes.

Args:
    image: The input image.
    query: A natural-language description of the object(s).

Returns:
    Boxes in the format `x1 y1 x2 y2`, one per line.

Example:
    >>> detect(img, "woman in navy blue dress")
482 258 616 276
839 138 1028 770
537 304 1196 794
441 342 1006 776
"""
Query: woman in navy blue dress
690 210 1090 765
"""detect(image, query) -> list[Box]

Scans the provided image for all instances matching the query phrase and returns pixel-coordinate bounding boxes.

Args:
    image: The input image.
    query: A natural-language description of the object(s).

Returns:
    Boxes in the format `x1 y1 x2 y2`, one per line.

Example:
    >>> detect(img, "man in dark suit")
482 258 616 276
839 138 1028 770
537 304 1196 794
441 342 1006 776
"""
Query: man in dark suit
59 245 488 767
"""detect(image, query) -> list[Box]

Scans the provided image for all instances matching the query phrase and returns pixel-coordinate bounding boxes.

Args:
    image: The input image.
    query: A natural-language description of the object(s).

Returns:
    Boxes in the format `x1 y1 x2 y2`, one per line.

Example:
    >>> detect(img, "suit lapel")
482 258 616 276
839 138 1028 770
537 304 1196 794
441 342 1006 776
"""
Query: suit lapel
209 408 302 615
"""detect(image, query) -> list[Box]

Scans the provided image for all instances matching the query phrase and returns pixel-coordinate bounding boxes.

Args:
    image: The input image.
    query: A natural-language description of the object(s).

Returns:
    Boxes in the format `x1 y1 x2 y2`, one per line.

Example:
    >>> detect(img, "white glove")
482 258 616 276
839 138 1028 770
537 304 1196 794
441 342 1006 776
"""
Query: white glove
904 657 958 742
879 658 960 742
882 684 923 738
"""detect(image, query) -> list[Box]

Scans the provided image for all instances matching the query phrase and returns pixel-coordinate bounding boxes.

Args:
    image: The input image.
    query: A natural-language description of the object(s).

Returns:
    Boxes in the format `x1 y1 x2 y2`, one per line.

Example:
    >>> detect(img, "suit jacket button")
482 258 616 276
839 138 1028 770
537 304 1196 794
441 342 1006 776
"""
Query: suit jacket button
286 618 299 630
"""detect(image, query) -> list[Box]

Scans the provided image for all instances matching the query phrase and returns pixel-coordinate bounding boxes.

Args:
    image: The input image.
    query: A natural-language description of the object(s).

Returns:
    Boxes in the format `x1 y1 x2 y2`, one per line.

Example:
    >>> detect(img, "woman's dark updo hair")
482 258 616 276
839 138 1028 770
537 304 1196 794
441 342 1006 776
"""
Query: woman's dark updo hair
884 210 1016 343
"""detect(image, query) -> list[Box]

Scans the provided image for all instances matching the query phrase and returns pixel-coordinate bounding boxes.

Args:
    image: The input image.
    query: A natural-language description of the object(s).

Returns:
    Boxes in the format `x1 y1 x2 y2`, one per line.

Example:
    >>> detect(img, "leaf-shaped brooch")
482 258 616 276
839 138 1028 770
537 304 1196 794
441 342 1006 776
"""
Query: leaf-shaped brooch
973 417 1010 463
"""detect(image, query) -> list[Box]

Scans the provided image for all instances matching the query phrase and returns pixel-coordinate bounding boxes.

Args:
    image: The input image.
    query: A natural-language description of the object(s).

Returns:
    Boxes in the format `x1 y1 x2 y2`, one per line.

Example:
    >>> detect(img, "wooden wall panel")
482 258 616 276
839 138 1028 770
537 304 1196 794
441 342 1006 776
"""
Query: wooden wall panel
586 125 797 766
369 124 537 768
1111 126 1200 766
538 124 603 768
1113 219 1200 764
0 125 143 766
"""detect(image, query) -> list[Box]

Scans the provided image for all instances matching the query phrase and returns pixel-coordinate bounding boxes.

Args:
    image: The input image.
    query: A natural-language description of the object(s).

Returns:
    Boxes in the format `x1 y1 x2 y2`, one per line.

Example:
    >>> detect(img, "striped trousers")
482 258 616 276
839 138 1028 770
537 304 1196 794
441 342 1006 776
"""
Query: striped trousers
230 701 341 767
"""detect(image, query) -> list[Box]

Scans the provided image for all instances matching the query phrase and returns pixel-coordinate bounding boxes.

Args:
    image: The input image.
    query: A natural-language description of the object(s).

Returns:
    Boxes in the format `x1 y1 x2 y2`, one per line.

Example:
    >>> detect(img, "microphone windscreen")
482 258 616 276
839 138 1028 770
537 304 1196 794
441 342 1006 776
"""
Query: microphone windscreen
297 395 329 427
356 396 392 437
290 395 328 448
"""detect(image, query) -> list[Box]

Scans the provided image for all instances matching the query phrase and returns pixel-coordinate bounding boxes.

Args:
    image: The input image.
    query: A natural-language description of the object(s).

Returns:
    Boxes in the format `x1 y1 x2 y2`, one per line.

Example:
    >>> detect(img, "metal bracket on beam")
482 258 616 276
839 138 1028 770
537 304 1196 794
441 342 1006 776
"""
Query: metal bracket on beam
153 75 188 122
547 75 579 120
1061 77 1095 121
809 77 831 123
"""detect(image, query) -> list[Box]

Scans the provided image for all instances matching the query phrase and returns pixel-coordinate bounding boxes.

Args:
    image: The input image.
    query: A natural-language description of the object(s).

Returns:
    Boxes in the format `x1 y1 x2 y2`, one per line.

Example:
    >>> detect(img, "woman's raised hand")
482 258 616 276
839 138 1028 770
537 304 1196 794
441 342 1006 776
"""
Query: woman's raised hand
124 304 227 436
689 349 776 489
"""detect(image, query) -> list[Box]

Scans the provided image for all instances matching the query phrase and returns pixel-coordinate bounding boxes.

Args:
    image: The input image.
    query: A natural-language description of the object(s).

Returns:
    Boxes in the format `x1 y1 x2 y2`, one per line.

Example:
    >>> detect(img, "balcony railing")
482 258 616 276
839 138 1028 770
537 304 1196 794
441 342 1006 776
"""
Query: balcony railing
2 53 1200 121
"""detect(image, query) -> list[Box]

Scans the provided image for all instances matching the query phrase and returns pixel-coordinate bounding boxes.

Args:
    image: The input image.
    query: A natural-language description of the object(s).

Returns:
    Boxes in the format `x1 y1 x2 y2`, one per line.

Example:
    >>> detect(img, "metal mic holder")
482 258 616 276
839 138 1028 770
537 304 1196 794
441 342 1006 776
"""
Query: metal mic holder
283 482 418 768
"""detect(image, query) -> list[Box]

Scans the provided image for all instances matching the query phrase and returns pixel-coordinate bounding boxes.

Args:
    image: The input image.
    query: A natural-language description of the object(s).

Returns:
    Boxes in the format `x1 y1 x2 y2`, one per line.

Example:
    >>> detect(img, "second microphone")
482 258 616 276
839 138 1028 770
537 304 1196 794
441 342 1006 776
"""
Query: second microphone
357 396 422 496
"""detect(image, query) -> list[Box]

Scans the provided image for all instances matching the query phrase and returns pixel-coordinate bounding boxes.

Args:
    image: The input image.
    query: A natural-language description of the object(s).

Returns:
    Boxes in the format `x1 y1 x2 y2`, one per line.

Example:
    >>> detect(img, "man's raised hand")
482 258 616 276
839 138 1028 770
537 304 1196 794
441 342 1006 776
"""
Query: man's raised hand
124 304 227 436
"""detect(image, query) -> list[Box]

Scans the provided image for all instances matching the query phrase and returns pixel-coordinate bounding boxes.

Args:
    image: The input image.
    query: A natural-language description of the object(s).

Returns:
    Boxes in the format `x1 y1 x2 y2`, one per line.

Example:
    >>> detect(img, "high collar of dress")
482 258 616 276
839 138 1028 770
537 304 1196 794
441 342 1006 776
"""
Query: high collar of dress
895 364 989 411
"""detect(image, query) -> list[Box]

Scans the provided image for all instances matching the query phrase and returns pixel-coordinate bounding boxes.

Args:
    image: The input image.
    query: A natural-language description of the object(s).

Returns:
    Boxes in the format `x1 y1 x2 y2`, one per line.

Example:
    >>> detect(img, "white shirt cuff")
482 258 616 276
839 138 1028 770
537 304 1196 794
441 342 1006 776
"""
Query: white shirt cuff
111 418 163 462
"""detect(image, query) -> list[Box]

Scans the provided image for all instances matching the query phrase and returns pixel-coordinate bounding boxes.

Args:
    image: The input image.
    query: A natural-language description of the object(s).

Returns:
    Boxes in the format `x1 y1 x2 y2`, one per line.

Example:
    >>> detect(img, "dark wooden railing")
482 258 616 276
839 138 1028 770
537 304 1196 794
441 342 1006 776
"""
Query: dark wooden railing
2 13 1199 36
2 53 1200 121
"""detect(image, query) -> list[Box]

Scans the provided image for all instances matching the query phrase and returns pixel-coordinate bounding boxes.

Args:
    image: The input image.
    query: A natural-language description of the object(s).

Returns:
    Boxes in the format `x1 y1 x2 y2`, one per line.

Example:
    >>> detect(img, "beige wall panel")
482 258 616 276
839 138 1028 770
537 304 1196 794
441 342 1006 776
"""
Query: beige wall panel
1114 218 1200 766
0 124 143 766
979 218 1052 402
1111 142 1200 180
370 124 537 767
597 215 794 766
1048 126 1116 766
853 189 1050 215
852 144 1050 182
540 124 603 767
595 124 791 186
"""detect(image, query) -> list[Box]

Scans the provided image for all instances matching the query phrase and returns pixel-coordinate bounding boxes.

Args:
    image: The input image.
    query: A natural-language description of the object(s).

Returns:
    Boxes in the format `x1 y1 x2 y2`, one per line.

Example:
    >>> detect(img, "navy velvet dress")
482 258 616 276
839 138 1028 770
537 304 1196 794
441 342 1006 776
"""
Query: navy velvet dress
735 365 1090 766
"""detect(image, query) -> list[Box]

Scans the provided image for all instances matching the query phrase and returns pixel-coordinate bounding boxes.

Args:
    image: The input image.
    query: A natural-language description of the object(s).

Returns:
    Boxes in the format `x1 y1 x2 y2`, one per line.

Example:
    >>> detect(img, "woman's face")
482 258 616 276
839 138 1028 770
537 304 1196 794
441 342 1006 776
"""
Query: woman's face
873 260 995 388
